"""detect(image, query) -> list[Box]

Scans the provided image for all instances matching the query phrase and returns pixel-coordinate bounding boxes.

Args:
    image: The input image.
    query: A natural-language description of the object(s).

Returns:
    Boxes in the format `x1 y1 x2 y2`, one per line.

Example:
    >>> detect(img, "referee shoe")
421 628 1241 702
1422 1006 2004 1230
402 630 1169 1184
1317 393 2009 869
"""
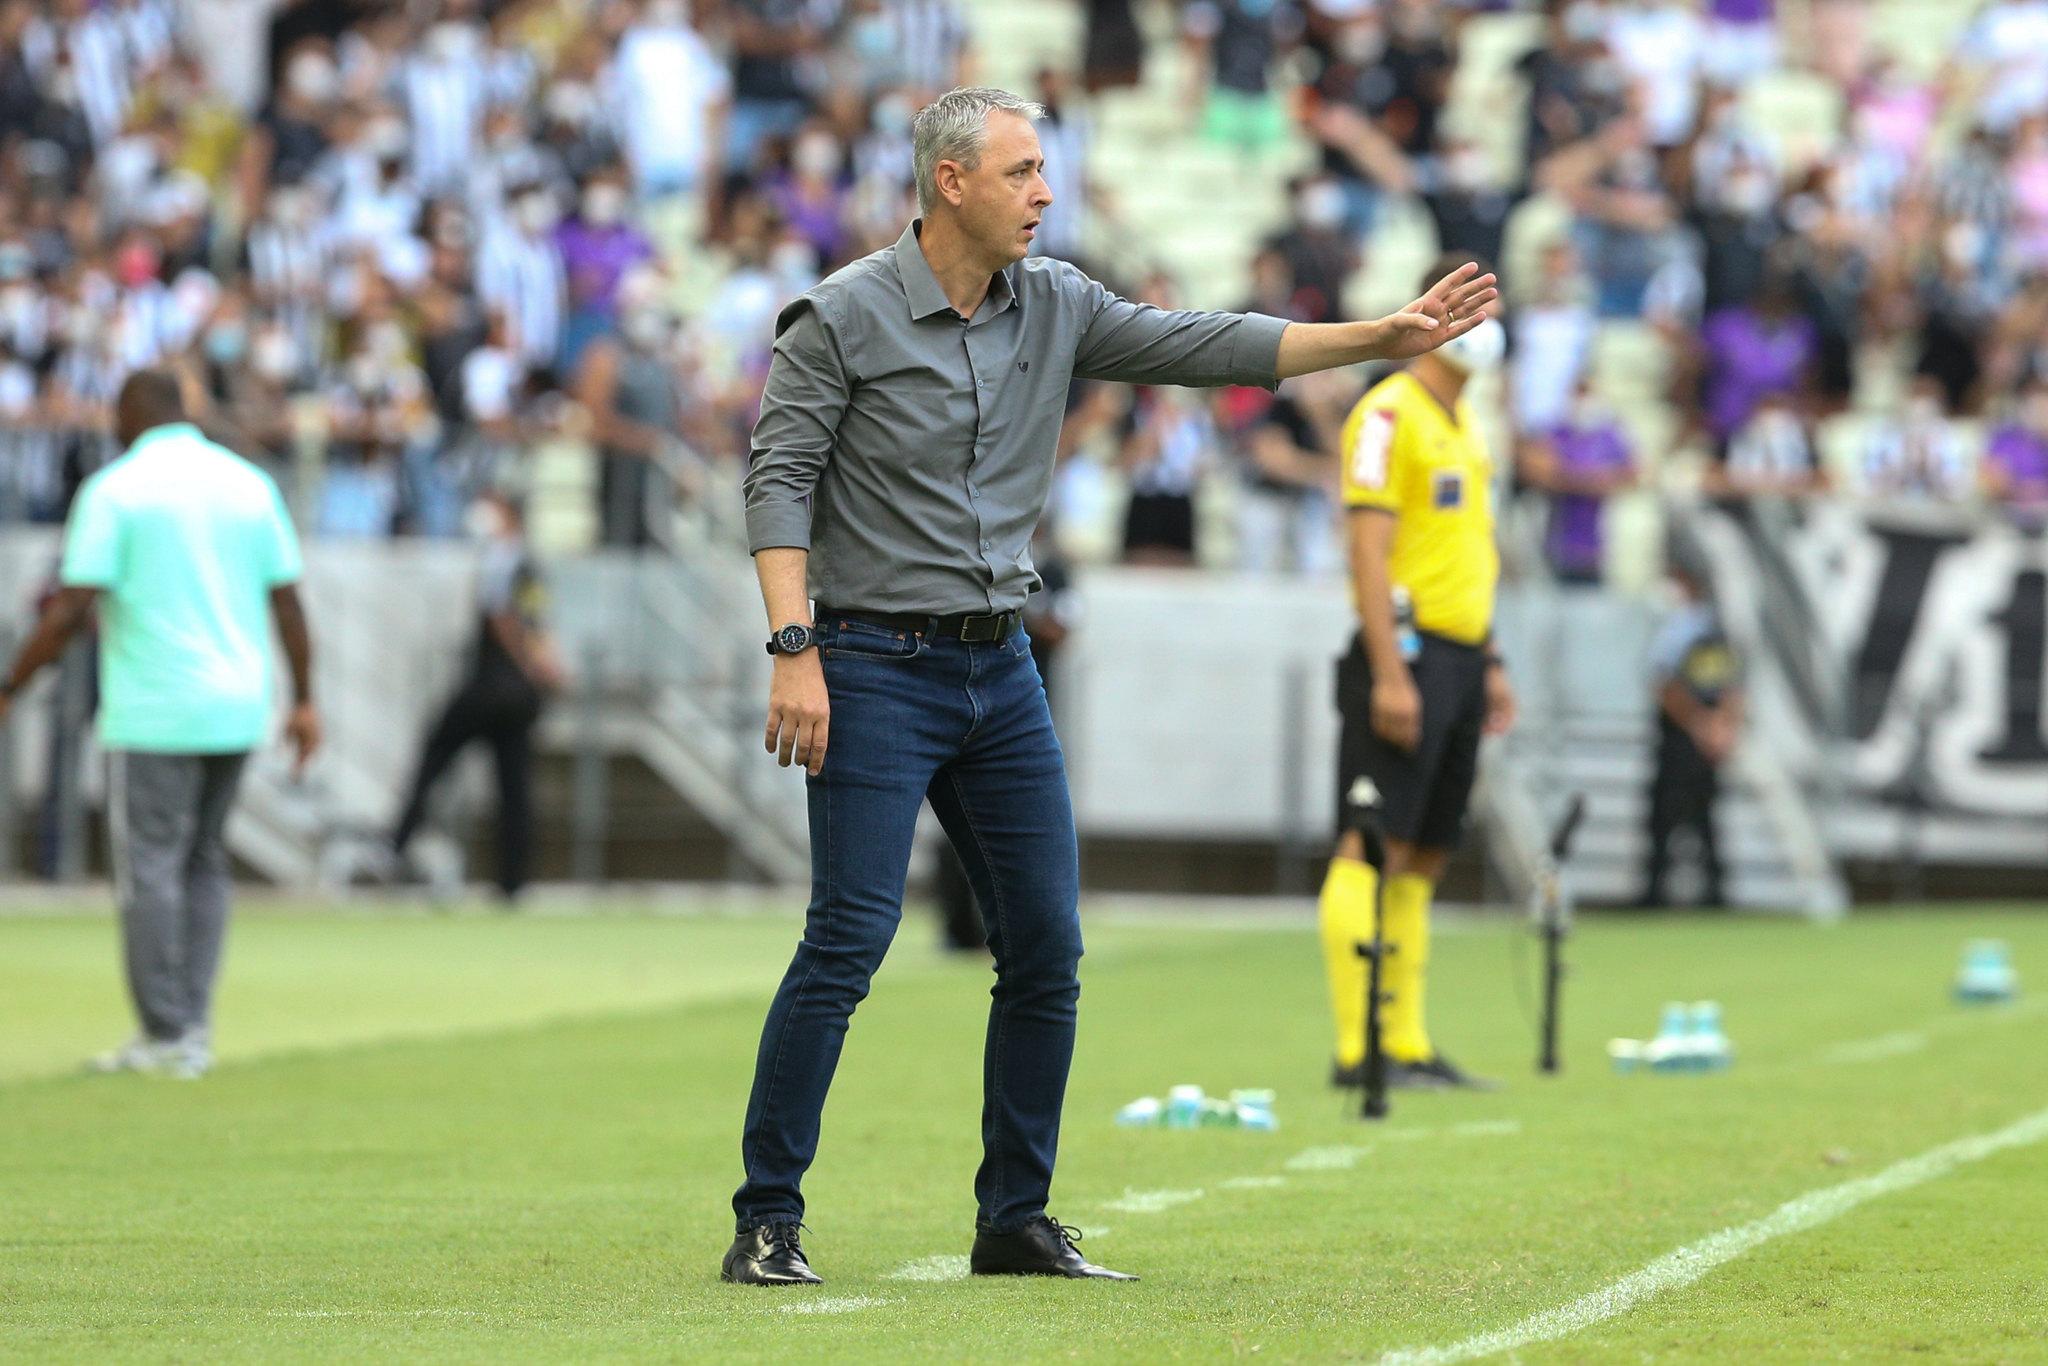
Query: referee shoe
1388 1055 1499 1091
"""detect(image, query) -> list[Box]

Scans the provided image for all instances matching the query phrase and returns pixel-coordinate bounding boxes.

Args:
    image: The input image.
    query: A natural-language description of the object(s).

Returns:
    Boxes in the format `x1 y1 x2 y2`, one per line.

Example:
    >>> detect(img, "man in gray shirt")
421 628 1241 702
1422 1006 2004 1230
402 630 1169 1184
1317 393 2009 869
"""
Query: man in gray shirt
725 86 1497 1286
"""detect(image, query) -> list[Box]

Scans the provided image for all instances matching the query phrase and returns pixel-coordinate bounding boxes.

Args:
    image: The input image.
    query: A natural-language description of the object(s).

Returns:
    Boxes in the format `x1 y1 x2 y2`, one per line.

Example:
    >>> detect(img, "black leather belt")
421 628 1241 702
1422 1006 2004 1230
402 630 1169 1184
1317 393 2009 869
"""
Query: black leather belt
818 605 1021 643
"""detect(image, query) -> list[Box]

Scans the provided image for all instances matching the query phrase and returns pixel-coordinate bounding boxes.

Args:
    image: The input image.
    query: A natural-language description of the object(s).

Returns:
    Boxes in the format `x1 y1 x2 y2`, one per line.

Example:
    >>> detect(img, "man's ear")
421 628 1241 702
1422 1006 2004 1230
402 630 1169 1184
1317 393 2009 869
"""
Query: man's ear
935 159 965 207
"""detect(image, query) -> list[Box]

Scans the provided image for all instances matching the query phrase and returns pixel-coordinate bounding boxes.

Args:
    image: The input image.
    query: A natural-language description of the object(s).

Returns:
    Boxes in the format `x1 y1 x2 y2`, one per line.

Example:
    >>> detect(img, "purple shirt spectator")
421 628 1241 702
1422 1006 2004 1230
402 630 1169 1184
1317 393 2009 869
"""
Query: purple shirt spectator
1986 422 2048 499
769 175 850 266
1545 421 1633 579
554 218 654 320
1701 307 1817 442
1710 0 1773 22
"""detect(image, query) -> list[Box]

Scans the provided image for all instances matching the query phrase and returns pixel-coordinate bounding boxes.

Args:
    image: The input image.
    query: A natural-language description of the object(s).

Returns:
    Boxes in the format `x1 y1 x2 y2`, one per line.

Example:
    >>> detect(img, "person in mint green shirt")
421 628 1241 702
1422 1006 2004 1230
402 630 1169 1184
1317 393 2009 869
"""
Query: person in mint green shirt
0 370 322 1079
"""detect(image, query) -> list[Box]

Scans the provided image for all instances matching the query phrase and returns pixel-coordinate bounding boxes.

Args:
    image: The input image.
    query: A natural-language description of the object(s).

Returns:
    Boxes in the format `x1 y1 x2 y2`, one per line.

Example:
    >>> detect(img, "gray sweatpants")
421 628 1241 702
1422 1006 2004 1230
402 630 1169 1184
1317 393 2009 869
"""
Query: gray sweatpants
110 751 249 1041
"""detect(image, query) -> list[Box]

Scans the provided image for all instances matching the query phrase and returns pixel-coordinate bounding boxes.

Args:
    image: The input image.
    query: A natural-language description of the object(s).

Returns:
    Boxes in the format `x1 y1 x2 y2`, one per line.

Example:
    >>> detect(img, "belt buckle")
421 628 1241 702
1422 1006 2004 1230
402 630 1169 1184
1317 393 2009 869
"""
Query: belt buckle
959 613 999 643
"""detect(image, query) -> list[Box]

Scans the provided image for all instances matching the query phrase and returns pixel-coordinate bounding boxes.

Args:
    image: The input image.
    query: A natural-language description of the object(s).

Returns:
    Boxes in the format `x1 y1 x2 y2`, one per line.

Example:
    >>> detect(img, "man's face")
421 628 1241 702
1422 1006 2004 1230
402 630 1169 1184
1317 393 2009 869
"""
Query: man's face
945 112 1052 265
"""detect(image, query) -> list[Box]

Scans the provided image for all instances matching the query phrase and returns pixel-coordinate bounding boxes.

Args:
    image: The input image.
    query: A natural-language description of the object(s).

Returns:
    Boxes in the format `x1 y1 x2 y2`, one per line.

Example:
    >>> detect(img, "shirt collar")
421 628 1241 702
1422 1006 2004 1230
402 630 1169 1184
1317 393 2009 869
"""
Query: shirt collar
129 422 201 451
894 219 1016 323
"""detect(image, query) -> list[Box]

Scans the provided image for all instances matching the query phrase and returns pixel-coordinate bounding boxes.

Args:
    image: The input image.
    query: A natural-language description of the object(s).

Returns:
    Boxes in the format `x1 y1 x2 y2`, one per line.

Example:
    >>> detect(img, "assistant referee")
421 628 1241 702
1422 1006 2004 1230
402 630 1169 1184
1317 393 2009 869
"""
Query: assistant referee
1319 258 1517 1092
724 87 1498 1287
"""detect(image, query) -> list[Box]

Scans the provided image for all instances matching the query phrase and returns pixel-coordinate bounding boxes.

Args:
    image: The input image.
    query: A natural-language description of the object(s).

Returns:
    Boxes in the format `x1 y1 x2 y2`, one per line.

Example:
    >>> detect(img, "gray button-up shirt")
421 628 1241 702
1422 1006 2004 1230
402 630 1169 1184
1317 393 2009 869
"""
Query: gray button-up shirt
744 220 1289 614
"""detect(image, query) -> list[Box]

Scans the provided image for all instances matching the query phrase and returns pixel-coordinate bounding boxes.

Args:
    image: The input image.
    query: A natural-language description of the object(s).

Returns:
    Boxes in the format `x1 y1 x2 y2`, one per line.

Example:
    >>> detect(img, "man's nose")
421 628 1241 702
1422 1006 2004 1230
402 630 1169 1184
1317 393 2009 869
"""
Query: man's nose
1033 175 1053 209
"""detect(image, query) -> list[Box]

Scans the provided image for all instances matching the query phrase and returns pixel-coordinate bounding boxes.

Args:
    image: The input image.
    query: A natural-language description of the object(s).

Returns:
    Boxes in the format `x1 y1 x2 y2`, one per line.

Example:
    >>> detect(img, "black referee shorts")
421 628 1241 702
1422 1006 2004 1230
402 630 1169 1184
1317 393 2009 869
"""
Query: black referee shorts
1335 631 1487 850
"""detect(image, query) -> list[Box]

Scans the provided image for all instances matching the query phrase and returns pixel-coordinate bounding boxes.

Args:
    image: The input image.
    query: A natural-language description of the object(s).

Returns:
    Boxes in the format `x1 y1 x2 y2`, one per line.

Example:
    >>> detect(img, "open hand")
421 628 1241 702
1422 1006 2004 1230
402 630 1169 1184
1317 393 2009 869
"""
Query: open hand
1371 262 1500 362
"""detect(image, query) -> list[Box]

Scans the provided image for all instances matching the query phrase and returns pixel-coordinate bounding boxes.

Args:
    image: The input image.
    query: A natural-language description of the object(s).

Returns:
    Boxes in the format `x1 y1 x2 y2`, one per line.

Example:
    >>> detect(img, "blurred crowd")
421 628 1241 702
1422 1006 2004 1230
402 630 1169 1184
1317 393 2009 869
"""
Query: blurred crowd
8 0 2048 580
1146 0 2048 581
0 0 994 547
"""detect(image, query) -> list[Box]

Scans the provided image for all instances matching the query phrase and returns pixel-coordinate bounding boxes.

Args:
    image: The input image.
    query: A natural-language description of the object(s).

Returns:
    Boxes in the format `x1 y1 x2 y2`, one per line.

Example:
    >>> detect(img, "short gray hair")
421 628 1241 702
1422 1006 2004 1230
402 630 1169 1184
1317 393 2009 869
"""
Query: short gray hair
911 86 1046 216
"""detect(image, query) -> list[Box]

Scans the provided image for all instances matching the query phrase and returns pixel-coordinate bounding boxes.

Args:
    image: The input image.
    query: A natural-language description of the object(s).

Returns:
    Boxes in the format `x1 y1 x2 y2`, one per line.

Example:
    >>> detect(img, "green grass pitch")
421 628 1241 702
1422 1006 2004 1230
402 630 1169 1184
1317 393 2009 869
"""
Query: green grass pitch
2 896 2044 1363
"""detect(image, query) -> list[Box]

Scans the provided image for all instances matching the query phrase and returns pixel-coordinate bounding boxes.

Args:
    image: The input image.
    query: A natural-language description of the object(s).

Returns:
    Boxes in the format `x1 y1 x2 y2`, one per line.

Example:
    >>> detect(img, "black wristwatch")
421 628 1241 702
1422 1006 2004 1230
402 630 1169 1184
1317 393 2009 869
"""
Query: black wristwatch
766 622 815 656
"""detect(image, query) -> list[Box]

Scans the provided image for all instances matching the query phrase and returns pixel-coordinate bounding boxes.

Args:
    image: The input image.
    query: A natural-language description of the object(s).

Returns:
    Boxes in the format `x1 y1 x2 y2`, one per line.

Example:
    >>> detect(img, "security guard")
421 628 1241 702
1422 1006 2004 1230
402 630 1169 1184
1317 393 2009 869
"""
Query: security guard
1319 258 1517 1090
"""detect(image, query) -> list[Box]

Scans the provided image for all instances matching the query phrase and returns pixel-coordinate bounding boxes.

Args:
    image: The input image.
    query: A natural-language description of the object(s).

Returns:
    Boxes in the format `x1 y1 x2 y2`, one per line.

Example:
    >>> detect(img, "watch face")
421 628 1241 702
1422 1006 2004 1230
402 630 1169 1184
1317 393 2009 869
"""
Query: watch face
776 624 811 654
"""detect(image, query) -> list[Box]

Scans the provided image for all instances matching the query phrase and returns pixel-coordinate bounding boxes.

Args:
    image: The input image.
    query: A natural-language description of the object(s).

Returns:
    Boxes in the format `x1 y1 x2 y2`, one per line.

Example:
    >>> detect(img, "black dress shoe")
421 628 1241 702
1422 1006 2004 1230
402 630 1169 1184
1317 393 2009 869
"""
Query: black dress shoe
970 1215 1138 1281
1330 1059 1365 1089
1387 1054 1499 1091
721 1221 823 1285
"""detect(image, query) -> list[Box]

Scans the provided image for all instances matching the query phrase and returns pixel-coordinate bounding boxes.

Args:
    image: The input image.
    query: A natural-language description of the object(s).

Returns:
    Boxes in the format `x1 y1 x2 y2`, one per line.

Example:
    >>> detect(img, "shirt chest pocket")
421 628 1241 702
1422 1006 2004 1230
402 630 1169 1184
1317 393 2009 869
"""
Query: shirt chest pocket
846 362 983 466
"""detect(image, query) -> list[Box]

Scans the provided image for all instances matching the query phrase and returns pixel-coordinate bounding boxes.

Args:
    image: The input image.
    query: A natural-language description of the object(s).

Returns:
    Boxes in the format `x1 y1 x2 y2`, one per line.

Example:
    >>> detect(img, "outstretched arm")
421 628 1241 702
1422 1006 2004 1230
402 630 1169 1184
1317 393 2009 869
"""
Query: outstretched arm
0 587 96 724
1276 263 1499 379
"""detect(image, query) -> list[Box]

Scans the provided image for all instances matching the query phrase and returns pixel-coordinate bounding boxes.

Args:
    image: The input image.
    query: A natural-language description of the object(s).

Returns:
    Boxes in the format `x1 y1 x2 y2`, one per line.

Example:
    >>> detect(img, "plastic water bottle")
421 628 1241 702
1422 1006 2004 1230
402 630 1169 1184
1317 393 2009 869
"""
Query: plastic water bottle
1689 1001 1732 1071
1955 940 2019 1003
1230 1089 1278 1131
1607 1038 1646 1074
1645 1002 1694 1073
1163 1084 1205 1130
1393 586 1421 662
1115 1096 1162 1127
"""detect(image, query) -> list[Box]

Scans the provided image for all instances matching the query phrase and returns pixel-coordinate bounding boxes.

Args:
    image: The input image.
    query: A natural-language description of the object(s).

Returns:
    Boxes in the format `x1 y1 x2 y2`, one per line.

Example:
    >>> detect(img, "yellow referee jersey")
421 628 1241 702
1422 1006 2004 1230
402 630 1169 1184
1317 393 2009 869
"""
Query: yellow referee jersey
1338 370 1499 646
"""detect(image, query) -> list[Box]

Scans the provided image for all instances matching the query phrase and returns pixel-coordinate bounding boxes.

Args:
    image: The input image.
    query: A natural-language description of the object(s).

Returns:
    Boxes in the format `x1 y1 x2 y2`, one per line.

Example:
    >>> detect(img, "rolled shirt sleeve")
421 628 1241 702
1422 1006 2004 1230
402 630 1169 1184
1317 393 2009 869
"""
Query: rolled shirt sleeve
1070 271 1288 390
59 475 122 589
743 295 854 553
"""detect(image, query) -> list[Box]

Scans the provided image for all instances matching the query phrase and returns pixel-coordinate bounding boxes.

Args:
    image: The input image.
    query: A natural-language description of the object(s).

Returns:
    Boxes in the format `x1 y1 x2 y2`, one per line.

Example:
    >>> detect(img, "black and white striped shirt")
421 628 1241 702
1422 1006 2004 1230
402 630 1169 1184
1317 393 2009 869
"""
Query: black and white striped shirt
476 227 566 369
879 0 969 95
403 56 488 197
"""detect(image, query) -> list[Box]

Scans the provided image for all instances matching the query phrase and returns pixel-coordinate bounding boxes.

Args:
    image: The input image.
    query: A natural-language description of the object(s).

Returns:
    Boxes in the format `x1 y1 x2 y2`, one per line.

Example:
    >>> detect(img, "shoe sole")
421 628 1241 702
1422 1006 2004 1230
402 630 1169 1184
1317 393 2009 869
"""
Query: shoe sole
720 1265 823 1286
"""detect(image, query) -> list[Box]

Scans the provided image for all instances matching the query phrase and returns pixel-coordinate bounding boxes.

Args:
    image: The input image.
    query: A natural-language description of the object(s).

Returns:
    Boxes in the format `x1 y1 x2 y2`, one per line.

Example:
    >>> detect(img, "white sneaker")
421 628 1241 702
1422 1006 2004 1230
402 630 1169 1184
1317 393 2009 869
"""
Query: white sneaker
86 1036 178 1075
166 1030 213 1080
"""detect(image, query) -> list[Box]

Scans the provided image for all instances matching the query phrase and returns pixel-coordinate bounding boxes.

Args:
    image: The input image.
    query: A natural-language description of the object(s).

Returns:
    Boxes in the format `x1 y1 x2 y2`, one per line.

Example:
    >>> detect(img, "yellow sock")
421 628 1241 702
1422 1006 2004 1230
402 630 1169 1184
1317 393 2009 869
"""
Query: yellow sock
1317 857 1377 1068
1381 874 1435 1063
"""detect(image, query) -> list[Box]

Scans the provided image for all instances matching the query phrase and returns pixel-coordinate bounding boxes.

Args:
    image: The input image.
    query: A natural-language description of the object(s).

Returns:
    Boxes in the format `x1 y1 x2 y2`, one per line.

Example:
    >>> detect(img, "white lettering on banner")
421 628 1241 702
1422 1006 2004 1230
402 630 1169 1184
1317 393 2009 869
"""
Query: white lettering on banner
1773 505 2048 816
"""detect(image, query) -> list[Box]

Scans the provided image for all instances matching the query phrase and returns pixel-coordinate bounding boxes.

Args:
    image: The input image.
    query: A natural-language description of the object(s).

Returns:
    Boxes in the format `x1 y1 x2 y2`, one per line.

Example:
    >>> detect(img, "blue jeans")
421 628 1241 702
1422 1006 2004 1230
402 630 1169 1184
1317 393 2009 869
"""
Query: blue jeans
733 615 1083 1233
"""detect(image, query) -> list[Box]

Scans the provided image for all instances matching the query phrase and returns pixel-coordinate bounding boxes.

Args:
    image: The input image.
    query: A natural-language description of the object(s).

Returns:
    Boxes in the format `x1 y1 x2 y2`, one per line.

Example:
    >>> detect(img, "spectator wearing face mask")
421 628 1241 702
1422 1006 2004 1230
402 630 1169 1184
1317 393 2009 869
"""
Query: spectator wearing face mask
1509 237 1596 437
1703 0 1780 88
1518 1 1630 183
1687 88 1784 315
1603 0 1708 151
1545 112 1686 318
402 8 486 197
1263 175 1357 325
725 0 830 175
574 292 684 550
478 183 568 373
1713 392 1824 499
771 125 852 268
555 165 654 374
613 0 731 201
1182 0 1301 157
1691 268 1818 453
1517 378 1638 586
1421 134 1514 268
239 39 336 211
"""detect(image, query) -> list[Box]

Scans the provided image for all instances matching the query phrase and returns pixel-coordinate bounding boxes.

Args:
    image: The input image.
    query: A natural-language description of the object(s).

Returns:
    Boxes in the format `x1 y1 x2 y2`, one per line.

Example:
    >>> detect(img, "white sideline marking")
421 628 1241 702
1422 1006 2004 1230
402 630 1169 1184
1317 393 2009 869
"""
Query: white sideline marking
1102 1187 1206 1213
1220 1175 1289 1190
1377 1103 2048 1366
779 1295 890 1315
1076 1226 1113 1239
267 1309 479 1319
884 1255 970 1282
1448 1120 1523 1138
1818 1031 1928 1065
1285 1145 1372 1171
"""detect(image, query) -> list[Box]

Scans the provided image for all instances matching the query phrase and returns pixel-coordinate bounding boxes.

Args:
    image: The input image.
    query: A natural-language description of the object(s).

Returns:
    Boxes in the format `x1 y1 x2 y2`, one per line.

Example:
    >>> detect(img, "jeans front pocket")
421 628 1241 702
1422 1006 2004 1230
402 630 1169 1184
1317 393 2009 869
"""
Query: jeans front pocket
819 618 924 662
